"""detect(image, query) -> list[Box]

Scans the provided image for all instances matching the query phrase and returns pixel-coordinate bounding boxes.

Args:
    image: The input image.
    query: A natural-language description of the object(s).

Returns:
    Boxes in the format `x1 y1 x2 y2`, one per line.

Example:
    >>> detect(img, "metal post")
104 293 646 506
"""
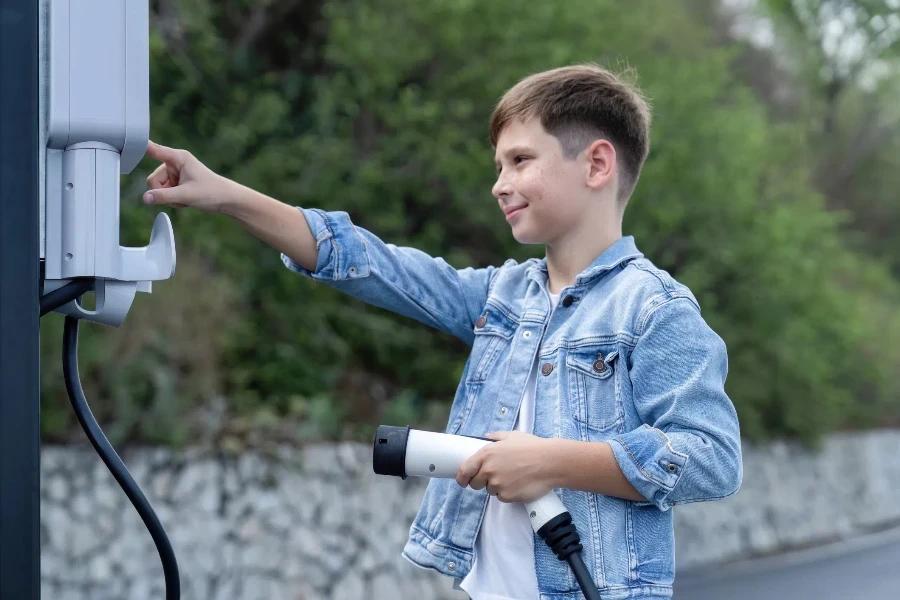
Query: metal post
0 0 42 597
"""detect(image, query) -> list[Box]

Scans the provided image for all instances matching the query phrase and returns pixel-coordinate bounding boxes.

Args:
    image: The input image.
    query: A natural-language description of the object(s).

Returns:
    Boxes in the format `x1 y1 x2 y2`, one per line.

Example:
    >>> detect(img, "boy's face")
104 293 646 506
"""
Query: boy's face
492 118 598 246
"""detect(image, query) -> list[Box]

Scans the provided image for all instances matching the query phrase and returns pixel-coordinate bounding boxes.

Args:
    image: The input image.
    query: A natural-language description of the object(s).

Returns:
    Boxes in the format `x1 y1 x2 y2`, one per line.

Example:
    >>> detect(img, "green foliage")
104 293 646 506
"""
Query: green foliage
40 0 900 448
752 0 900 275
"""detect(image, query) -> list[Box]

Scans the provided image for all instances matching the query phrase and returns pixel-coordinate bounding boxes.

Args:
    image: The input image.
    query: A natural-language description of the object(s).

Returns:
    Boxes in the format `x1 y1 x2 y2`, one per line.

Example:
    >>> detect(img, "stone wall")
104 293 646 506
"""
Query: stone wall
39 429 900 599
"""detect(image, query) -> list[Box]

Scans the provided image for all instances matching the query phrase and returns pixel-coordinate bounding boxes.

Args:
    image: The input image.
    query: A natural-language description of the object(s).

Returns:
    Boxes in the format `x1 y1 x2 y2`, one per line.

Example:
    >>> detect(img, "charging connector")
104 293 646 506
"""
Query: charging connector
373 425 603 600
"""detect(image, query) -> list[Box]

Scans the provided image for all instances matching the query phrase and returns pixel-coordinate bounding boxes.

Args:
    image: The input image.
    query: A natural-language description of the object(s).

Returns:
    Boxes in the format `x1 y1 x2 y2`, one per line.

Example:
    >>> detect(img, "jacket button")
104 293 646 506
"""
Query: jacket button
447 561 456 571
562 295 575 308
475 314 487 328
541 363 554 376
592 353 607 373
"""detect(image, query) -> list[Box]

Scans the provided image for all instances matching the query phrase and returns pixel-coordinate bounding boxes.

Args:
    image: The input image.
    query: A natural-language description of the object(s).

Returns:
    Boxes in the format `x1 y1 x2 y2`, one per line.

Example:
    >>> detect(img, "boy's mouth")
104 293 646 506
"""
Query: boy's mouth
504 204 528 220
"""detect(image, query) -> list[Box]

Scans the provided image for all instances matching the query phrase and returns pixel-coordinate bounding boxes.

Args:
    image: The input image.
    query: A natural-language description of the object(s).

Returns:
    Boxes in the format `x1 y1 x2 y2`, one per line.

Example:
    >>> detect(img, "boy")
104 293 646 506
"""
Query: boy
143 64 742 600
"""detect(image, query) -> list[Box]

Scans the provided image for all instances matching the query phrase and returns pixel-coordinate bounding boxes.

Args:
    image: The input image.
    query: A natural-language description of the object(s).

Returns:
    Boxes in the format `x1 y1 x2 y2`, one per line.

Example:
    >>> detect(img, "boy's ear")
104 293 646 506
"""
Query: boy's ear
585 139 616 191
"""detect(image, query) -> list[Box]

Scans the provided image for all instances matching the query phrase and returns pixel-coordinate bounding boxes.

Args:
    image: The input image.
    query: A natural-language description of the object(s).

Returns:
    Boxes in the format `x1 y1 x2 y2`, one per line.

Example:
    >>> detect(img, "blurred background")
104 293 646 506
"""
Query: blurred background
36 0 900 598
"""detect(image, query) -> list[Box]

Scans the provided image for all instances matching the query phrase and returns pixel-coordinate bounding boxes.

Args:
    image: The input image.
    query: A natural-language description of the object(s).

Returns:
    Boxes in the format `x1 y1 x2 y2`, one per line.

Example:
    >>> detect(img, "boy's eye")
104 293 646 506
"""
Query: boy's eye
496 156 529 173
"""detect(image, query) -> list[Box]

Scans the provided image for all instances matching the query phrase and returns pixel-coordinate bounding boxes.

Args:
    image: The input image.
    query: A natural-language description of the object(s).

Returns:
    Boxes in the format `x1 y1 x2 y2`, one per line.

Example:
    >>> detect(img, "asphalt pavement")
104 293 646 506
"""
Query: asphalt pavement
673 526 900 599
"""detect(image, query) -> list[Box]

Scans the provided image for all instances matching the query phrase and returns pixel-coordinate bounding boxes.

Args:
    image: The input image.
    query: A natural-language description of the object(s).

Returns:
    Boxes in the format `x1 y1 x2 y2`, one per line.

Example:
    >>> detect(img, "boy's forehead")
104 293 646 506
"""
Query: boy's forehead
494 119 545 158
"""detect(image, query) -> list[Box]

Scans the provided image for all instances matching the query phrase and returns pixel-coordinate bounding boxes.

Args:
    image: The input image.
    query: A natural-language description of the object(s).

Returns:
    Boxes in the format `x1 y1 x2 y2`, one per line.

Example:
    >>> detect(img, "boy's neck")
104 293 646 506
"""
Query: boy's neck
545 222 622 295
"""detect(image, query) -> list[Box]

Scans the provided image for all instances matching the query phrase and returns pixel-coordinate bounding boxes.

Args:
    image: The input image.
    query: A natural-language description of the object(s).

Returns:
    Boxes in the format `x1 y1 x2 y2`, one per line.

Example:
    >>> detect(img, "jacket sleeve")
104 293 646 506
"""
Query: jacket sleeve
608 295 743 511
281 207 497 346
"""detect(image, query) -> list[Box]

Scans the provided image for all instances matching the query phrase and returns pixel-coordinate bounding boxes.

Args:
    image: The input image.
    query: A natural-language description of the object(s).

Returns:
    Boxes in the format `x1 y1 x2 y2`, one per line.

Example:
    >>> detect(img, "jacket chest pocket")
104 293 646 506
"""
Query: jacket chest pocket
566 347 621 434
466 305 516 384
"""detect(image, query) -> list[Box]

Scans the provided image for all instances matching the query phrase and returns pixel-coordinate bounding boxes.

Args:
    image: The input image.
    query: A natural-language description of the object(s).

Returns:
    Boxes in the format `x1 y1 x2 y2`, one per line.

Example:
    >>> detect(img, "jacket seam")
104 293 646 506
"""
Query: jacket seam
646 424 690 460
632 261 676 295
316 209 342 278
410 523 474 557
484 297 521 324
635 293 697 338
614 436 668 490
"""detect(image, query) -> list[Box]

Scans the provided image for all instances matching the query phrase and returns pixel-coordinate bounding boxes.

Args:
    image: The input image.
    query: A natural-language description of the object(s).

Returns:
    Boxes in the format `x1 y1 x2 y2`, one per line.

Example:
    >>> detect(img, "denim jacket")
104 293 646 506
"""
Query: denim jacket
282 208 743 600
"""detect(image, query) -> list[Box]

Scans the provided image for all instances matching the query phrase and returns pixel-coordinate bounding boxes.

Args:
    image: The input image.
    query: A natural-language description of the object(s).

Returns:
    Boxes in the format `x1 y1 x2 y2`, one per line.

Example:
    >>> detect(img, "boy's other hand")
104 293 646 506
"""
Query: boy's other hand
143 140 233 214
455 431 555 503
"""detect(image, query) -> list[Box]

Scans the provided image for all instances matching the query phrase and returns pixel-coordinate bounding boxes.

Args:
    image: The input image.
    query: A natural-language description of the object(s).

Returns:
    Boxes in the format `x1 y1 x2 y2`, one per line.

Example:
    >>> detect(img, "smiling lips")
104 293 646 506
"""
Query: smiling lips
504 204 527 220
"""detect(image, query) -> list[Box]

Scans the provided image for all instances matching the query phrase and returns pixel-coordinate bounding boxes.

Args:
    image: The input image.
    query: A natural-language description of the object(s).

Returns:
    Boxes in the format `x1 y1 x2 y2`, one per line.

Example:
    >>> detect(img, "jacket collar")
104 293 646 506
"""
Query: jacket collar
526 235 643 287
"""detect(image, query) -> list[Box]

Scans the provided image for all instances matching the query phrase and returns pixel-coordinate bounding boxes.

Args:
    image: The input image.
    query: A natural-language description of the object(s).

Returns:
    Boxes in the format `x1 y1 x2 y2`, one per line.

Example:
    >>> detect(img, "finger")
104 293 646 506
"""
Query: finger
485 431 508 440
469 472 488 491
144 185 187 207
146 163 170 190
146 140 183 165
456 454 483 488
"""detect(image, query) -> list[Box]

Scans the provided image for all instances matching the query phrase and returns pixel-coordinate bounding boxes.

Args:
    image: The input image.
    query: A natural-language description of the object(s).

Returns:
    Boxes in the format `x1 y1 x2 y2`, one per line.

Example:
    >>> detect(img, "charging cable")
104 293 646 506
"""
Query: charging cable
41 278 181 599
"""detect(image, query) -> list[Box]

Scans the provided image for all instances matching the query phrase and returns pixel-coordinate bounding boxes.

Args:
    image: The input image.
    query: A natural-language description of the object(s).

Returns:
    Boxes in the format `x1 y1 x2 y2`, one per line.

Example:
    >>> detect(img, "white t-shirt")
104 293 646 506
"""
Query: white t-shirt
457 292 561 600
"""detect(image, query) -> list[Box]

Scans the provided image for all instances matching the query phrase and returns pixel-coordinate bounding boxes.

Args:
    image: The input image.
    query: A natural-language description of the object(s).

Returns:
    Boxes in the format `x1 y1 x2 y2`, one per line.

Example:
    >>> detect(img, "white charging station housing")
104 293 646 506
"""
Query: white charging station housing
41 0 175 327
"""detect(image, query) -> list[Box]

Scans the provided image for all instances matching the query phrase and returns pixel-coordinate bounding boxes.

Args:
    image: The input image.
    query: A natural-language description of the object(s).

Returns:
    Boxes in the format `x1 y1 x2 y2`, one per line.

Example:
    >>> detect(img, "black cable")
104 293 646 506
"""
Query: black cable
537 511 604 600
50 286 180 599
40 278 94 316
567 553 602 600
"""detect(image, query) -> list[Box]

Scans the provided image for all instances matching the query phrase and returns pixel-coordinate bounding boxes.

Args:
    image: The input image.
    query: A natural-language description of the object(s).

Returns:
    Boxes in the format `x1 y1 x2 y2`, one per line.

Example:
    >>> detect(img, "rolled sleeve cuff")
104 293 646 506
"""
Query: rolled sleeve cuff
280 207 370 281
609 424 689 511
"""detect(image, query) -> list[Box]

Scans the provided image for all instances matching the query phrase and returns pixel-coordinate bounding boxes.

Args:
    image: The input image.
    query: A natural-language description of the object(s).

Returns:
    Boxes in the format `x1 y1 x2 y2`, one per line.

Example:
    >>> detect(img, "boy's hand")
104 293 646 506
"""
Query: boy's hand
143 140 234 213
456 431 556 503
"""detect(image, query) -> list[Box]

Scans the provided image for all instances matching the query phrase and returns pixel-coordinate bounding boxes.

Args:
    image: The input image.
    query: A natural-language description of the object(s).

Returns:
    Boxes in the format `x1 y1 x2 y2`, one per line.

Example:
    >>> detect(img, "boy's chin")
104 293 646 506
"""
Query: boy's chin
510 228 547 245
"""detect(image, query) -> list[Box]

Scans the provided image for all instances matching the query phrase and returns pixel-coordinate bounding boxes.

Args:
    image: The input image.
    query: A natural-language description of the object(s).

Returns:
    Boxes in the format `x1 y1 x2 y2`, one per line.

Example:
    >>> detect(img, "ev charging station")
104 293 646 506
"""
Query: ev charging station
1 0 179 597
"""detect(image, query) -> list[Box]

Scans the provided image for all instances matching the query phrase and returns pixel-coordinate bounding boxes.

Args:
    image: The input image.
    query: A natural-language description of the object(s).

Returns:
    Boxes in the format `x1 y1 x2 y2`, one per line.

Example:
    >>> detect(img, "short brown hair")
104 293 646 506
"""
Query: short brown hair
489 63 652 203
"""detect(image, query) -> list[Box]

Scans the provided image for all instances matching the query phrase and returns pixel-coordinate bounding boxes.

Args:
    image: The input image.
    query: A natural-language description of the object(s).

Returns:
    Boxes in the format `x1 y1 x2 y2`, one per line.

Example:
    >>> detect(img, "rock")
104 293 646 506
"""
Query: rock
95 483 120 511
239 515 263 542
243 573 287 600
301 444 338 477
278 469 317 522
152 469 174 500
242 540 283 573
336 441 367 476
371 572 403 599
223 461 241 495
197 483 221 514
69 521 104 560
331 571 366 600
183 573 209 600
88 554 113 582
212 573 243 600
46 474 68 503
40 582 58 600
44 503 69 553
319 545 349 575
71 494 93 519
41 553 61 579
358 547 387 573
239 452 267 484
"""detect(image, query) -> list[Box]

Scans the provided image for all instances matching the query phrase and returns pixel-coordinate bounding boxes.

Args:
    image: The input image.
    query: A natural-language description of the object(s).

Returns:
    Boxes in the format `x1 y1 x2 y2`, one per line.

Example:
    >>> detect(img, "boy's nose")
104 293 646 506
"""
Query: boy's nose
492 177 513 199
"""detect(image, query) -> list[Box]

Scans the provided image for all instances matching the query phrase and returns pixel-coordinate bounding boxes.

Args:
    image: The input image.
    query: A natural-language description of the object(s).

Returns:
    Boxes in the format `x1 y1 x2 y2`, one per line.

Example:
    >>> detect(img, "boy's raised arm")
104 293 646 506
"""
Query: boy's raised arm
143 141 496 344
143 141 318 271
277 206 497 345
219 181 319 272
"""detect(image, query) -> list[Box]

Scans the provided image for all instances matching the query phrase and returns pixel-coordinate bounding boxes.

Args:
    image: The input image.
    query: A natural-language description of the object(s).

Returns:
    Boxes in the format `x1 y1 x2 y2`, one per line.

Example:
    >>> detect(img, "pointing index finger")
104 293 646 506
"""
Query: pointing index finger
146 140 181 164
